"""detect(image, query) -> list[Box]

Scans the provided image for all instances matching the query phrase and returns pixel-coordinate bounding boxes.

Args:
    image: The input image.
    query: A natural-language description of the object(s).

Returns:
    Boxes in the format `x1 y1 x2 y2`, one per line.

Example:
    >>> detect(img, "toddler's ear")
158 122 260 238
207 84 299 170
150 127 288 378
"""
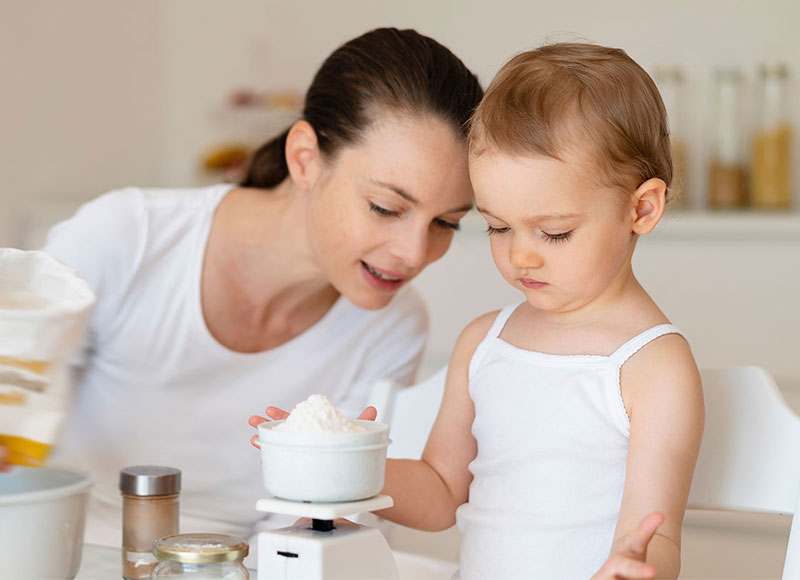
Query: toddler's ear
631 178 667 235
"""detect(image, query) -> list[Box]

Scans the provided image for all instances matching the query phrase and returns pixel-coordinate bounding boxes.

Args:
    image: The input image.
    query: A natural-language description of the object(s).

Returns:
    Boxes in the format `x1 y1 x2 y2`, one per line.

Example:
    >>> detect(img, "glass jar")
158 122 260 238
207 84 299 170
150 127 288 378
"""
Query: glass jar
654 64 689 208
708 67 747 208
120 466 182 580
152 534 249 579
751 61 792 209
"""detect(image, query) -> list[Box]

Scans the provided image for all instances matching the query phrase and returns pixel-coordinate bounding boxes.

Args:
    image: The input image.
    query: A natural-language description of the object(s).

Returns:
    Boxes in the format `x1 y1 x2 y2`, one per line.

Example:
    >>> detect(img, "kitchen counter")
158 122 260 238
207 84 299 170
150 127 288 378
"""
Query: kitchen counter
76 543 458 580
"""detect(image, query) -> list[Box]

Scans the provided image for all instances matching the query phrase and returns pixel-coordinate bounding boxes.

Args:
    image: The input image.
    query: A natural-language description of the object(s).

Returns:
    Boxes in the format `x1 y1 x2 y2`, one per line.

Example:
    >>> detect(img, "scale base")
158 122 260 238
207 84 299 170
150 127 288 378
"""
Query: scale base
257 519 398 580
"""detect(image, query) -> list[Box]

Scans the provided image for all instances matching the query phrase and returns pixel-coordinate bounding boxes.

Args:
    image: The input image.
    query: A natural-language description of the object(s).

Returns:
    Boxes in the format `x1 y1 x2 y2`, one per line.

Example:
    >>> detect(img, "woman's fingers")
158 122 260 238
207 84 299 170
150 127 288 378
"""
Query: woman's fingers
250 434 261 449
357 406 378 421
0 445 11 473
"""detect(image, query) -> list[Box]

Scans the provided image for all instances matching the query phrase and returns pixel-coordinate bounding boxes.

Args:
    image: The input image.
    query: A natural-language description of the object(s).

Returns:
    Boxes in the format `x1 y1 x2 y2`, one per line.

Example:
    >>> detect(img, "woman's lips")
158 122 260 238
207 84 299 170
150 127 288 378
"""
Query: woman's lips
361 261 406 292
520 277 548 289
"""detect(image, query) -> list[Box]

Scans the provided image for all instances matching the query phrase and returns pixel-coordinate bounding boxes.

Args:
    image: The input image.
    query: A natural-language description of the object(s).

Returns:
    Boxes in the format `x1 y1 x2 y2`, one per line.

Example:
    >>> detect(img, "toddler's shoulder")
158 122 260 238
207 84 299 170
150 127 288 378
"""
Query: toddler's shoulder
450 310 502 362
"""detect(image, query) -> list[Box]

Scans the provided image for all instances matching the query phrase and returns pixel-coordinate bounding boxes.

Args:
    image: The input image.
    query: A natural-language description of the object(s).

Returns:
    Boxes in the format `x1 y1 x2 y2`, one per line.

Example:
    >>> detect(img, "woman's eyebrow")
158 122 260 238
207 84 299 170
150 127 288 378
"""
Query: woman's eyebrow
372 179 473 214
371 179 417 204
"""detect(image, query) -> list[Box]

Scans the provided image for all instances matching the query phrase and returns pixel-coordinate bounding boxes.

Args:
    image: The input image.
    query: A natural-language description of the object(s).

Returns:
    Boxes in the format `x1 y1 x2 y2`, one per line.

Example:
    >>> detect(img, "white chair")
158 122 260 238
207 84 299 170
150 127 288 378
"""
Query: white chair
686 366 800 579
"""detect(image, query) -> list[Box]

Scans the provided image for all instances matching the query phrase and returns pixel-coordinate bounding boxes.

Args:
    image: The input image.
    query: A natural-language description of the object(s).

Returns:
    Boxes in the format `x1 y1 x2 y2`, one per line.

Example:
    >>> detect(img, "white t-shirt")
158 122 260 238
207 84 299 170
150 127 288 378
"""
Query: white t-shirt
42 184 427 544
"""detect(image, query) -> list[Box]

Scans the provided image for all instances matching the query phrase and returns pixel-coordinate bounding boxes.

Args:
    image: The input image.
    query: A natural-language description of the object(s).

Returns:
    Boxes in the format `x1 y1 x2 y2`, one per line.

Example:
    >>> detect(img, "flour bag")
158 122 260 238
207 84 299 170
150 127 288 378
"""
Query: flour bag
0 248 94 466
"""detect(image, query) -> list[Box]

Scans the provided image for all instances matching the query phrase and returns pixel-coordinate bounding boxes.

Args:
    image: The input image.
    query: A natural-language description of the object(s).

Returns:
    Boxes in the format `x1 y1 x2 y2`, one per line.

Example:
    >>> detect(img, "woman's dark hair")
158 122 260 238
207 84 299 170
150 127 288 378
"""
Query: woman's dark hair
241 27 483 188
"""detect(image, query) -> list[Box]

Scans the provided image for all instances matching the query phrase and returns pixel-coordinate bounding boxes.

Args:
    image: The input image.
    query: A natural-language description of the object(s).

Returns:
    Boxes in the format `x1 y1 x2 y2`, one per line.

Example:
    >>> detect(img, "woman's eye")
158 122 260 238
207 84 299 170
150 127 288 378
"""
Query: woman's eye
486 225 509 236
542 230 573 243
369 202 399 217
433 218 460 231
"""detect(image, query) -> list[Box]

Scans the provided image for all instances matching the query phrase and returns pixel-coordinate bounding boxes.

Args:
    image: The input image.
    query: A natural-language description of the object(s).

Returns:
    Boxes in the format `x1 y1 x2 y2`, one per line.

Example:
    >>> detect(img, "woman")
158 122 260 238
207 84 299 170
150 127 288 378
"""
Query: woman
33 27 482 543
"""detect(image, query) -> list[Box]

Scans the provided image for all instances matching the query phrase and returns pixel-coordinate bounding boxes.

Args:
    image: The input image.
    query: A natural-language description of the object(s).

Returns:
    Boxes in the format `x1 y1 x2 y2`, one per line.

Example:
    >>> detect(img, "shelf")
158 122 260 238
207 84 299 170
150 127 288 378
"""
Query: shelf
653 210 800 241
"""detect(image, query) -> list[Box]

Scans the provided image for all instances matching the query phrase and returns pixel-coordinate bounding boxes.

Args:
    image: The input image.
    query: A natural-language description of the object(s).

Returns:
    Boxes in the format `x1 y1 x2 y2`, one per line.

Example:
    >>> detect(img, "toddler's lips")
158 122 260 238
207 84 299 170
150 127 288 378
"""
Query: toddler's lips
520 277 547 289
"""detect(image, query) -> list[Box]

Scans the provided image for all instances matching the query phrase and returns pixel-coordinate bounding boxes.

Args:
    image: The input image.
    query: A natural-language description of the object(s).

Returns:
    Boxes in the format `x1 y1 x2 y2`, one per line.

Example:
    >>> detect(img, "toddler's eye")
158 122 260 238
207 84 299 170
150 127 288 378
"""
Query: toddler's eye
486 225 509 236
369 203 399 217
542 230 573 243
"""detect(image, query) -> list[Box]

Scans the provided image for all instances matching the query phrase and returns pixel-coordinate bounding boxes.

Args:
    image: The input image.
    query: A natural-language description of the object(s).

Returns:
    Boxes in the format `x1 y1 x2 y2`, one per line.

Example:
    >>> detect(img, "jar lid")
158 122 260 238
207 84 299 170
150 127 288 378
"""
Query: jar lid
153 533 249 564
119 465 181 496
759 61 789 78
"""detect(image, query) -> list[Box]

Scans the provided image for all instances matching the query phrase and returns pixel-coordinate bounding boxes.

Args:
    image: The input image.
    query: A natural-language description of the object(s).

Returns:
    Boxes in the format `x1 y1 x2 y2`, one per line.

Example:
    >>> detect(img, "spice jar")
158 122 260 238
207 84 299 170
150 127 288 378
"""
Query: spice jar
152 533 249 579
654 65 689 208
120 465 182 579
751 62 792 209
708 68 747 208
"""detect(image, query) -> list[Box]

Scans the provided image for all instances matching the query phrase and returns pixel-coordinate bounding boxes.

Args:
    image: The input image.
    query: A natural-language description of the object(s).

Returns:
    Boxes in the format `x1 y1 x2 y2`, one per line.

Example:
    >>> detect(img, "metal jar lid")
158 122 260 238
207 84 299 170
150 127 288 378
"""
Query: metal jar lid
153 533 249 564
119 465 181 496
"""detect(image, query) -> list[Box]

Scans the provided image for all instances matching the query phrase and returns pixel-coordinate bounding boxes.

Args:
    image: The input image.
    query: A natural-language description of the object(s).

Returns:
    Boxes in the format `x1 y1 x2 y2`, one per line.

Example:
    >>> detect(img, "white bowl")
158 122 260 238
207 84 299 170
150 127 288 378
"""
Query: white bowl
0 466 93 579
257 420 390 502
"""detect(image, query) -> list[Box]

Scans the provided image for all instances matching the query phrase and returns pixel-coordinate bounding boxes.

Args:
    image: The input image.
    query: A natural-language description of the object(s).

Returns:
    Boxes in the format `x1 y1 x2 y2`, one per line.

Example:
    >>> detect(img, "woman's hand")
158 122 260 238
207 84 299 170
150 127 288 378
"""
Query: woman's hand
247 406 378 449
0 445 12 473
591 512 664 579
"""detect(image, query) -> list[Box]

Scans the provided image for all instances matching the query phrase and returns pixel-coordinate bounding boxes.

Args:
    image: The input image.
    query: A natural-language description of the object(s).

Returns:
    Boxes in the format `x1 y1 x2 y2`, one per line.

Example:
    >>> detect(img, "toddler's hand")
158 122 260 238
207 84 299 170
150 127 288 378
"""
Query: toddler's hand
591 512 664 580
247 406 377 449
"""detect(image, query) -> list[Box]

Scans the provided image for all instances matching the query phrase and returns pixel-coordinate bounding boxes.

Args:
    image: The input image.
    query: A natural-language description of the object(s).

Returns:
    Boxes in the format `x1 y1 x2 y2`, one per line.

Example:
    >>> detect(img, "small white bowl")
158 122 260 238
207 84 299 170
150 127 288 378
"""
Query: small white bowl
257 420 390 502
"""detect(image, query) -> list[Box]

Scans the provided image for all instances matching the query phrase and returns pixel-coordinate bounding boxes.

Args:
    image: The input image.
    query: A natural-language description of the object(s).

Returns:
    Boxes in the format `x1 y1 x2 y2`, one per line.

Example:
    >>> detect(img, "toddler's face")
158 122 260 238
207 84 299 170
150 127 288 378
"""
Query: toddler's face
469 149 638 316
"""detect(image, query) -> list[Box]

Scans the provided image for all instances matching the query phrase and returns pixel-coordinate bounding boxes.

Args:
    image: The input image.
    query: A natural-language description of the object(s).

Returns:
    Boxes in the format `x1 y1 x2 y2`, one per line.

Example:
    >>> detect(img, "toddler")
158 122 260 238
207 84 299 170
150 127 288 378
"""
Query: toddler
251 42 704 579
377 43 704 579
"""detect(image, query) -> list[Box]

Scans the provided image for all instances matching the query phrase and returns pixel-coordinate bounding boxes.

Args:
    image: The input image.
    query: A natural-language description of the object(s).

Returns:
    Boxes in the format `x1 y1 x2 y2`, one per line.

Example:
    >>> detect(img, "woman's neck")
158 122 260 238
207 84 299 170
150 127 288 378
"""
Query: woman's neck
200 183 340 353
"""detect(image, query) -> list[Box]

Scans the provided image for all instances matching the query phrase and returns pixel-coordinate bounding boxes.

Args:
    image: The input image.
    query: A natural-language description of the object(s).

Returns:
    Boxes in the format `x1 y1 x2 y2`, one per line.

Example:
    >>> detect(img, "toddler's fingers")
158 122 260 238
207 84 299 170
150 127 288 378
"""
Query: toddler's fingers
357 406 378 421
266 406 289 420
249 434 261 449
249 415 268 427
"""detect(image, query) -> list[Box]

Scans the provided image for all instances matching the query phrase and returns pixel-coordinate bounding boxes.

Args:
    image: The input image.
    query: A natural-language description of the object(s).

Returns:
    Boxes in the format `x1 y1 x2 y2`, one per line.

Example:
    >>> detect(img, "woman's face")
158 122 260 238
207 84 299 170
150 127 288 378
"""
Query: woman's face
305 112 473 310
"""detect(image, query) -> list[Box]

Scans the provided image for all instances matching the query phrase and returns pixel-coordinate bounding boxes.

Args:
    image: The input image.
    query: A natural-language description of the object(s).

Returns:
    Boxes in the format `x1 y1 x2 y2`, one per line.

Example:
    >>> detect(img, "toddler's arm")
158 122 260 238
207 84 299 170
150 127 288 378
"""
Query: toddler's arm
373 312 497 531
603 333 704 578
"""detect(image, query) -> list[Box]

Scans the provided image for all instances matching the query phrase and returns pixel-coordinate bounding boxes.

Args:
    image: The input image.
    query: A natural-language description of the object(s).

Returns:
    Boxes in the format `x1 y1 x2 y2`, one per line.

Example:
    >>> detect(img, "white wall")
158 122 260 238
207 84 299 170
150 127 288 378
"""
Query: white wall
0 0 163 247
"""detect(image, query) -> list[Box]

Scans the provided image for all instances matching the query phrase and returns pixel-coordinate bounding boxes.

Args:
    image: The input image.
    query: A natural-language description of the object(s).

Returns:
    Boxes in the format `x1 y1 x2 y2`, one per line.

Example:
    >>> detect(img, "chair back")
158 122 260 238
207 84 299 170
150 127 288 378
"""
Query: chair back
690 366 800 578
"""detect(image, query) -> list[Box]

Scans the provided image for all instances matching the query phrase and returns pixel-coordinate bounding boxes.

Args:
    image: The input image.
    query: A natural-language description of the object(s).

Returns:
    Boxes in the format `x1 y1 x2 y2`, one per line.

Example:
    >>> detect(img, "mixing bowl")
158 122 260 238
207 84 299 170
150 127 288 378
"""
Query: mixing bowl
0 466 93 579
257 420 390 502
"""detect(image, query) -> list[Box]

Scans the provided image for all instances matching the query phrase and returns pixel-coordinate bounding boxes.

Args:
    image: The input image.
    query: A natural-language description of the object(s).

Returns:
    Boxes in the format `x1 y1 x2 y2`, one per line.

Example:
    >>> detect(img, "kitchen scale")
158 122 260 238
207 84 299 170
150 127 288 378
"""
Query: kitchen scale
255 494 398 579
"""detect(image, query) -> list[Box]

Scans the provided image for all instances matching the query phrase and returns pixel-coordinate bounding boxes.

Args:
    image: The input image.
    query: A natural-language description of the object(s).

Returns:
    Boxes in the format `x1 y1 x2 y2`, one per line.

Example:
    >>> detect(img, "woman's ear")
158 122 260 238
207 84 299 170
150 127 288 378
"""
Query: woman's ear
630 178 667 235
285 120 322 191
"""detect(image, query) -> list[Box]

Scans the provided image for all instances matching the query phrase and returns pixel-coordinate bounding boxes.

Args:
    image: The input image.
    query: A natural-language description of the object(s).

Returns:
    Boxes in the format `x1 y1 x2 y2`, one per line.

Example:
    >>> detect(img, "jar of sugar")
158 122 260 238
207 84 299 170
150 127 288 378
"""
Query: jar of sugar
151 533 249 579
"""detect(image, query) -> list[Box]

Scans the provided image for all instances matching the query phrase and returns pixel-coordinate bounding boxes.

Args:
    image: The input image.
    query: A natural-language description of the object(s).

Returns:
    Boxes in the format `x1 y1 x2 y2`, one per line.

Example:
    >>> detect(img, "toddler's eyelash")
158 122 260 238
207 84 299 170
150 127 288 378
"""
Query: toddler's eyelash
543 231 573 243
486 225 509 236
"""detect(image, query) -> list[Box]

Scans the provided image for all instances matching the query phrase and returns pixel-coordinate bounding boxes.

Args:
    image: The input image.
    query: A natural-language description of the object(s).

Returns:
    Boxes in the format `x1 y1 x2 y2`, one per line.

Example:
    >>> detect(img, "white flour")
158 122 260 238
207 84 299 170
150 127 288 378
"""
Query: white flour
274 394 366 434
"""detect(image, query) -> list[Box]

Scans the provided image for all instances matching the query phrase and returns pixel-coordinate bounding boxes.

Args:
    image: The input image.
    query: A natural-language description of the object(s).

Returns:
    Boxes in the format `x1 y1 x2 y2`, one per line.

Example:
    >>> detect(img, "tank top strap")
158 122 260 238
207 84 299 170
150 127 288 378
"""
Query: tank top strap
609 323 685 368
468 301 525 380
486 301 526 340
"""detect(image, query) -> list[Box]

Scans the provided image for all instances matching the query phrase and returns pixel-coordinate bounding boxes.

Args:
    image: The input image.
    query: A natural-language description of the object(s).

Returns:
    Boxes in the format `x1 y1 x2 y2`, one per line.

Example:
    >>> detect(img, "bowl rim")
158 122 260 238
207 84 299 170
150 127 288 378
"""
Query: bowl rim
0 466 94 505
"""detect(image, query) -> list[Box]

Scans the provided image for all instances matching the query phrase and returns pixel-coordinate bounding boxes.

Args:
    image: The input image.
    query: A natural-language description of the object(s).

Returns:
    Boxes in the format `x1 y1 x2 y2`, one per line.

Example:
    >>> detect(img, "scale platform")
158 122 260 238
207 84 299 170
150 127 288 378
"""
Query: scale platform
256 494 393 520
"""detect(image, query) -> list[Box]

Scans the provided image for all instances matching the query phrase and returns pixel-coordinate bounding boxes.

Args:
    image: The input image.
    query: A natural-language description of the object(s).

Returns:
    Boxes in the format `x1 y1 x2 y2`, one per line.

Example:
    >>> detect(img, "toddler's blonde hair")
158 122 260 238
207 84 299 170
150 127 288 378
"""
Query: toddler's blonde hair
470 43 673 201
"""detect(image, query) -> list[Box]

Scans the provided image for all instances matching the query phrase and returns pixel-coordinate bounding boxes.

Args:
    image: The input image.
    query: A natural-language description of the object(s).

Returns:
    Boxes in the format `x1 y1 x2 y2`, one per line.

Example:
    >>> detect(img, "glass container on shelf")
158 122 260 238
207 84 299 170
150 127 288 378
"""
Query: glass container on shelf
708 68 747 208
751 62 792 209
654 65 689 209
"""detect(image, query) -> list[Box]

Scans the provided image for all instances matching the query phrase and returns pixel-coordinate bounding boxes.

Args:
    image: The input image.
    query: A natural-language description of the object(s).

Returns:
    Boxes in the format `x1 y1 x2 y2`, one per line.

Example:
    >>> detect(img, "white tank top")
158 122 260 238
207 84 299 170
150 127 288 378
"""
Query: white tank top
455 302 683 579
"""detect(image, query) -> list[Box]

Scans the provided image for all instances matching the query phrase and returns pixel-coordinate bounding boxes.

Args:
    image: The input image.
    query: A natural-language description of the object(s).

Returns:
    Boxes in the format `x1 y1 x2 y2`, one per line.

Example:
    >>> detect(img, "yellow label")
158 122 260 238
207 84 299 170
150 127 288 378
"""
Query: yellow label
0 356 49 376
0 390 27 405
0 434 51 467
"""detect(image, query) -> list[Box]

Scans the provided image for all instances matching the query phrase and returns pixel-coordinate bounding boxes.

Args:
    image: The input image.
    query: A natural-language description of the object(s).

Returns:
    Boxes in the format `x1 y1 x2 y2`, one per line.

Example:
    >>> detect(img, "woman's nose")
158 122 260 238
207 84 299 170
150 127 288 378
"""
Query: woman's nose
390 229 429 270
509 232 544 269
